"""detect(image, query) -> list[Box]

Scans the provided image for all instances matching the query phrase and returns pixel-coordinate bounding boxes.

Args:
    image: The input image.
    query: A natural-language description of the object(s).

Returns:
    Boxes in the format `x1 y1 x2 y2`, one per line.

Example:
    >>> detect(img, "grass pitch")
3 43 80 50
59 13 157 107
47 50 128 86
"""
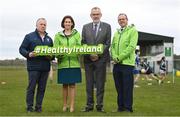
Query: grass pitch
0 67 180 116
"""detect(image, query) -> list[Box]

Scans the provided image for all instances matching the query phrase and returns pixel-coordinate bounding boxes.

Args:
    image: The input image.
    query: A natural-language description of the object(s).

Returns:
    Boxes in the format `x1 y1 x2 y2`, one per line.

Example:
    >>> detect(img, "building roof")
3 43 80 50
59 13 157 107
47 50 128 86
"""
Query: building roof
138 31 174 43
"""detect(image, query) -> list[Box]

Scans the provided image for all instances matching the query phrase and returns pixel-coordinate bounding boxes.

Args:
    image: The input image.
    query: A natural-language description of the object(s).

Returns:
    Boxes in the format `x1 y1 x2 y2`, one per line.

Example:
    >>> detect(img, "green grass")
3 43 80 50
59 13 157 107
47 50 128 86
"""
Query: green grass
0 67 180 116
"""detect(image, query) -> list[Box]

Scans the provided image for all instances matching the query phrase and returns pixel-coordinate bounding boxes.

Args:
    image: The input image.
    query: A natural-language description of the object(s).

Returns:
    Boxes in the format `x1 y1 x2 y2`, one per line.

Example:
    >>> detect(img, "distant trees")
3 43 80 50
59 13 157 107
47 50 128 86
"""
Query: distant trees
0 58 26 66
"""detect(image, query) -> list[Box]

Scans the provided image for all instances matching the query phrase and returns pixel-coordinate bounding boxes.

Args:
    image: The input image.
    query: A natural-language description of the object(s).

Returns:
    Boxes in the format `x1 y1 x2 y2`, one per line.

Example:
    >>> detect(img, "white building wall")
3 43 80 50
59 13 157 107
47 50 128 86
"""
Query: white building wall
164 43 174 72
144 42 173 73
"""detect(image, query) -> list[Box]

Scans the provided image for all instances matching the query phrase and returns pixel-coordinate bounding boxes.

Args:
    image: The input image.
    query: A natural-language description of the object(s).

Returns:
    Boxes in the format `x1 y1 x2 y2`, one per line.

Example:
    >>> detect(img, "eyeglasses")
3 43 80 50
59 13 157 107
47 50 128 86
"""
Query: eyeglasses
118 18 126 21
92 14 100 16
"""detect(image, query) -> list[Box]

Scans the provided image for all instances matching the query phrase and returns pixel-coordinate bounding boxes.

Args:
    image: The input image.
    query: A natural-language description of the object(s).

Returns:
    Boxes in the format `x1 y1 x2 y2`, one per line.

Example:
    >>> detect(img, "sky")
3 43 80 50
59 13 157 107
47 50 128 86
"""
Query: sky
0 0 180 59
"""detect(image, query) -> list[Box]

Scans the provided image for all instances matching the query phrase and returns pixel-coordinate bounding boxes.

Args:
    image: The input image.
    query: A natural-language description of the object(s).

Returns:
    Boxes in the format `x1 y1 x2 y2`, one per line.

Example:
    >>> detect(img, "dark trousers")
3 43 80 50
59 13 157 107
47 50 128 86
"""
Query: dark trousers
113 64 134 111
26 71 49 109
84 61 106 109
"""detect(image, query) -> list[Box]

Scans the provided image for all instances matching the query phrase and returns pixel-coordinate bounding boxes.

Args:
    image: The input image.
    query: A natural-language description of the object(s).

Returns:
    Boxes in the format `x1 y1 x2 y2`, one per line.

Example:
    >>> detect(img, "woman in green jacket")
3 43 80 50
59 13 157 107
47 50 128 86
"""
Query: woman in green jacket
54 15 82 112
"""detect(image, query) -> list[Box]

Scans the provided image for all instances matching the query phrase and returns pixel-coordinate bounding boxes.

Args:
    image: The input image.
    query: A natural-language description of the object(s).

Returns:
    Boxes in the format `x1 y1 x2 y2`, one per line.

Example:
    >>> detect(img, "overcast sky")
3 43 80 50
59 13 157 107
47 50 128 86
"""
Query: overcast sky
0 0 180 59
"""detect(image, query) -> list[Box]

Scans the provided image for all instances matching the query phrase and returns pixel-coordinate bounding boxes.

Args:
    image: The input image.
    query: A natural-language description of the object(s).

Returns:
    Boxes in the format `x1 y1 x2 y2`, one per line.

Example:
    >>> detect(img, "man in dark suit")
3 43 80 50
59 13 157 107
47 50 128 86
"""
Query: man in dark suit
19 18 53 113
81 7 111 112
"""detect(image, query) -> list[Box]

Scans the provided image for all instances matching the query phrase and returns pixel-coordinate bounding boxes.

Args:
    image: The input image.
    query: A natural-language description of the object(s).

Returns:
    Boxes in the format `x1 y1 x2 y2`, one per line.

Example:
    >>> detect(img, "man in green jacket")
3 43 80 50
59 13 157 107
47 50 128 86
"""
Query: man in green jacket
111 13 138 113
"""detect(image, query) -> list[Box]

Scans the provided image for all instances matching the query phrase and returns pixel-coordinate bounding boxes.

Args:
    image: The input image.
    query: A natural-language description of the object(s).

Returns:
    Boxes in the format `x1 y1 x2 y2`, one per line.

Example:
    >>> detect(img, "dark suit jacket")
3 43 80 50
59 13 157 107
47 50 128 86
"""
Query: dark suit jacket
82 22 111 63
19 29 53 71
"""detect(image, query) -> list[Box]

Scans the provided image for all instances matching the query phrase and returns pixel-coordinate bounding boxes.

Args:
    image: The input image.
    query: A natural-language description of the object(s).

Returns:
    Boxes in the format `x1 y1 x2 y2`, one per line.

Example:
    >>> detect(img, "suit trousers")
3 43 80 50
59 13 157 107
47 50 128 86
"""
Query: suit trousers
113 64 134 111
84 61 106 109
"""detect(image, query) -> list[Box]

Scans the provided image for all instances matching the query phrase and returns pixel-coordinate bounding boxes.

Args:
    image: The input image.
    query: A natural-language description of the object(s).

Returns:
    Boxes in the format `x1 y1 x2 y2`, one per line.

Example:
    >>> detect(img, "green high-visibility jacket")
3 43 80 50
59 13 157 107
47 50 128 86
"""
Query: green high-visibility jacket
54 29 81 69
111 25 138 66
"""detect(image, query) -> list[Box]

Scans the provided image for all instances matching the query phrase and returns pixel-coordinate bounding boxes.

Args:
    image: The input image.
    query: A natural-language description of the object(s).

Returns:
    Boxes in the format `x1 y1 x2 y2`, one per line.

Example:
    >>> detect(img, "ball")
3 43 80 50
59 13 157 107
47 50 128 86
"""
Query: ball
141 69 146 73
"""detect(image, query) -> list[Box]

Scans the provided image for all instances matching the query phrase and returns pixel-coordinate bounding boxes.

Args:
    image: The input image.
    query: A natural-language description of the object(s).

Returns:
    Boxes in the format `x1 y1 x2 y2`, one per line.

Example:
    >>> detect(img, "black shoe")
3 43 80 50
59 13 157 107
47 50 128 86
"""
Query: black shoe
27 107 34 113
35 108 42 113
81 106 93 112
97 108 106 113
118 109 125 112
125 109 133 113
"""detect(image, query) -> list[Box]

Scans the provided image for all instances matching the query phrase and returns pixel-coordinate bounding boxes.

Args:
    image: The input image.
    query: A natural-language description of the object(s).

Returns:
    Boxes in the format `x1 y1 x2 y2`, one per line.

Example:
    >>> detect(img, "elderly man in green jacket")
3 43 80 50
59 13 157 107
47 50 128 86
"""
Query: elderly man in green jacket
111 13 138 113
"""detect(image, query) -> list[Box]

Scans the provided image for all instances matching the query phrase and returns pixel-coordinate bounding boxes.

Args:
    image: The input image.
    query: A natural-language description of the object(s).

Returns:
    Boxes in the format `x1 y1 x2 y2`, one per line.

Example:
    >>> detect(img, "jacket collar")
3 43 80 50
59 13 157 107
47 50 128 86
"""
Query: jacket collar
117 24 135 33
58 29 78 37
35 29 48 38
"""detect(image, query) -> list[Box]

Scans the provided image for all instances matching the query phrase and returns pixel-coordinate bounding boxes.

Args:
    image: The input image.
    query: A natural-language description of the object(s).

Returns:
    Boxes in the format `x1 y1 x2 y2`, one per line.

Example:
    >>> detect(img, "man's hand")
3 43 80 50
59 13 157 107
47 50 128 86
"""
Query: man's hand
46 56 52 60
90 54 99 62
112 60 118 64
112 58 120 64
29 52 36 58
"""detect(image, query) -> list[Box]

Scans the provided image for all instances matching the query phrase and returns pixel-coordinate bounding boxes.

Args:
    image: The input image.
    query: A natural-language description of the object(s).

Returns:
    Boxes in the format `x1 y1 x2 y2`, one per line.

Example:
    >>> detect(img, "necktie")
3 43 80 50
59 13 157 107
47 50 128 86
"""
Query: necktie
93 24 98 37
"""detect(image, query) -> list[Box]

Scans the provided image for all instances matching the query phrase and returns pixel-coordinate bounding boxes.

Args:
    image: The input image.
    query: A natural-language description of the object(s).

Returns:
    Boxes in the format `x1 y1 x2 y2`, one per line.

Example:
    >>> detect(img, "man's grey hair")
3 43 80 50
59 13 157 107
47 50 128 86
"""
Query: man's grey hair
36 18 46 25
91 7 101 13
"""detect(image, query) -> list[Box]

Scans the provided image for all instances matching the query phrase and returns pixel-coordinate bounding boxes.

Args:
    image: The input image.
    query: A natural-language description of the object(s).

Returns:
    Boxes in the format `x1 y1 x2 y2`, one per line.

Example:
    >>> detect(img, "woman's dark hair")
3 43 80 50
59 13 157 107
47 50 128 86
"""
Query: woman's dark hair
61 15 75 29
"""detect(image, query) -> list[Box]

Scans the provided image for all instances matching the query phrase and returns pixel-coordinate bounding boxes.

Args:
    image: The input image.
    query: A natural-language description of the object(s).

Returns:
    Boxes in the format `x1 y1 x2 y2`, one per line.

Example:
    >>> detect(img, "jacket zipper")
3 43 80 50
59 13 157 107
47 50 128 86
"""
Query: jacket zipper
64 33 71 68
117 33 121 56
66 37 70 68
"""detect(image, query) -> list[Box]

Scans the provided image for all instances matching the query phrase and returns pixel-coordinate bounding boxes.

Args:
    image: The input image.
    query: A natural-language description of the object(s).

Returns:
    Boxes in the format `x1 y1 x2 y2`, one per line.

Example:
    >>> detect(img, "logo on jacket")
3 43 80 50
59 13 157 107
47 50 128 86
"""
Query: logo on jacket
47 38 50 42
